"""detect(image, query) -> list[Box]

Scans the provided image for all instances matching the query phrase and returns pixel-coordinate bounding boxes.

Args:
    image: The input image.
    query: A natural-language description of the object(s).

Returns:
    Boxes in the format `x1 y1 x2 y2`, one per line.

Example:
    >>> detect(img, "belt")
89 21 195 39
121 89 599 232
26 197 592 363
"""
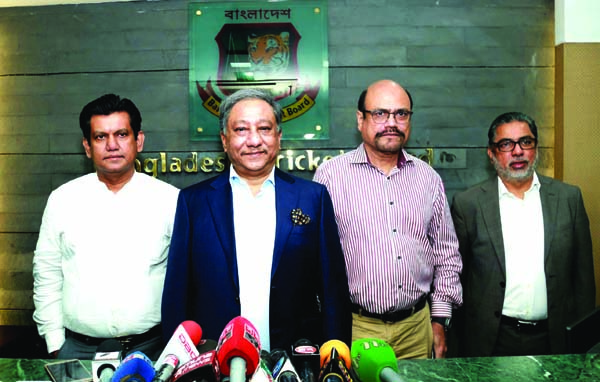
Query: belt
500 315 548 333
351 297 427 323
66 325 162 349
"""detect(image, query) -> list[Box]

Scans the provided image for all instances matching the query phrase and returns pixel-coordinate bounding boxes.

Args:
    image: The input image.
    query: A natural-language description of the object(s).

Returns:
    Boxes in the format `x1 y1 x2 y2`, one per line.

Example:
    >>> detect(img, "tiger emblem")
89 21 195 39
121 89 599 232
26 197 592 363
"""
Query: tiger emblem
247 32 290 77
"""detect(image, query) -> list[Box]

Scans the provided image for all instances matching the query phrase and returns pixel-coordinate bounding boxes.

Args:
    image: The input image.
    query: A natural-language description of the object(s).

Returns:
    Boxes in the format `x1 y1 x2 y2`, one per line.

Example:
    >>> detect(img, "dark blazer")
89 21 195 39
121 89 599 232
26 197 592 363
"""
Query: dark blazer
451 174 595 356
161 168 352 350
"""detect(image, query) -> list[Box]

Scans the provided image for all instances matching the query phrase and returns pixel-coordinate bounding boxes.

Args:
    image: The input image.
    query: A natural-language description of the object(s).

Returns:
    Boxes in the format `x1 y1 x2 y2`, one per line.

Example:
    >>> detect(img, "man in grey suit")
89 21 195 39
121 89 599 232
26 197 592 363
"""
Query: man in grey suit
451 111 595 356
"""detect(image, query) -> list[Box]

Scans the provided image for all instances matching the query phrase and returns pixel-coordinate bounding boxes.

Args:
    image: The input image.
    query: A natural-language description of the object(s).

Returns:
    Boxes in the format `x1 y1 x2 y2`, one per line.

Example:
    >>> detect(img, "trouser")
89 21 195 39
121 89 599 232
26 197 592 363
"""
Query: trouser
57 331 163 361
352 303 433 359
492 317 551 356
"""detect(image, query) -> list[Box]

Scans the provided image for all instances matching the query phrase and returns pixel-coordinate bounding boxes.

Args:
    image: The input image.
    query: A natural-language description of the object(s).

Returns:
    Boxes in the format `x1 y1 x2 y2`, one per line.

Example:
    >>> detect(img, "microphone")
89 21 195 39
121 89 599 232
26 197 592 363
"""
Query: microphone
290 339 320 382
350 338 406 382
318 341 353 382
171 349 220 382
155 321 202 370
269 349 299 382
250 351 274 382
111 351 155 382
319 340 351 370
216 316 262 382
151 354 179 382
92 339 123 382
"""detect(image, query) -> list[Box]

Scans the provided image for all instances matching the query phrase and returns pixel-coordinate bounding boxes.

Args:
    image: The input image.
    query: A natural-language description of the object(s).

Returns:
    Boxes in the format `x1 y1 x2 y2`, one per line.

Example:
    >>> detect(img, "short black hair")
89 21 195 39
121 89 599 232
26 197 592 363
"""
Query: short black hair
487 111 538 147
79 94 142 142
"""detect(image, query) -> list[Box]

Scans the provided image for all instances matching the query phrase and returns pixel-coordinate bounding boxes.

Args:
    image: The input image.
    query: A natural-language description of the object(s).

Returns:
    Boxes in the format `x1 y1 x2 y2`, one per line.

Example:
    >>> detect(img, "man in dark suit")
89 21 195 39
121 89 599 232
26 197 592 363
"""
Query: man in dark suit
161 88 351 351
451 111 595 356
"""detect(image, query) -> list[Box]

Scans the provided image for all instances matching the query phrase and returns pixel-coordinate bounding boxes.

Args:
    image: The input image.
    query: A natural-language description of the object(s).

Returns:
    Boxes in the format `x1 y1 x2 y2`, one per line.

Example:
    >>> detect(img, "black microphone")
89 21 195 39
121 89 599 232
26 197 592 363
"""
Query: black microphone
318 346 353 382
269 349 300 382
171 347 219 382
92 339 122 382
291 339 320 382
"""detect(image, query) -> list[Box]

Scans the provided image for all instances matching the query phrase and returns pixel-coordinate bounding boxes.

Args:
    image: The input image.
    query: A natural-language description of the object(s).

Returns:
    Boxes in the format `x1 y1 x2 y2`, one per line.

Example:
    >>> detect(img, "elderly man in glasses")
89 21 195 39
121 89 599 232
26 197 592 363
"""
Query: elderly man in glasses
314 79 463 359
451 111 595 357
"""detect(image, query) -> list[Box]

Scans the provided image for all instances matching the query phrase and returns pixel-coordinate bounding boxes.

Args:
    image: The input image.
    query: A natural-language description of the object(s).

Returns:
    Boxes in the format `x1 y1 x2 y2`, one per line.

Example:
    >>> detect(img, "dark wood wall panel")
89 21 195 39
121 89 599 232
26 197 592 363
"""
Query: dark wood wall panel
0 0 554 354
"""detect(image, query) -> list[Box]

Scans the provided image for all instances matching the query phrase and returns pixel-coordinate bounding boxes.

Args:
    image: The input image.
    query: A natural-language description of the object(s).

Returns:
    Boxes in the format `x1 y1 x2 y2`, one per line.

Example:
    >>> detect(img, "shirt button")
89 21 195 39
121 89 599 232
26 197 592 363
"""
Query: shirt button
392 228 397 233
390 201 394 205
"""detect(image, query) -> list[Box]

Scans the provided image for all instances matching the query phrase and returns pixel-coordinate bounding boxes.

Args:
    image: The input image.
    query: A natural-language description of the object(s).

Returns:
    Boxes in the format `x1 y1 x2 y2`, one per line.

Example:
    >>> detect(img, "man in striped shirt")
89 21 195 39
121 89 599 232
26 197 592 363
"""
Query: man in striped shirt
313 79 462 359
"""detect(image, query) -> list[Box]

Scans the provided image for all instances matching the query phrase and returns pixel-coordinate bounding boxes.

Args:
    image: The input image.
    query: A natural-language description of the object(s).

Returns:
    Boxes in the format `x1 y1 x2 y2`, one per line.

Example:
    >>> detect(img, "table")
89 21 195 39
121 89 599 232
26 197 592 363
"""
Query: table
1 353 599 381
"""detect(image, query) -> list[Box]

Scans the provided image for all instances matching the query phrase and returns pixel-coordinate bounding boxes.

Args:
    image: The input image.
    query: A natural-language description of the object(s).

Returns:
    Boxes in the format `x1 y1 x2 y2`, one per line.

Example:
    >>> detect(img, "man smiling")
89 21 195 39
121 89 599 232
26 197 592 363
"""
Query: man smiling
161 88 351 350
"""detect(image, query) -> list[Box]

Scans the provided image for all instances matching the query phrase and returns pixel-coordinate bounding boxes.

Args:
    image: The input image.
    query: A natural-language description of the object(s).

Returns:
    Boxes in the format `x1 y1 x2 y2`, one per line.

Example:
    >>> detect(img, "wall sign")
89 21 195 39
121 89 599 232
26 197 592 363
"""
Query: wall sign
189 1 329 141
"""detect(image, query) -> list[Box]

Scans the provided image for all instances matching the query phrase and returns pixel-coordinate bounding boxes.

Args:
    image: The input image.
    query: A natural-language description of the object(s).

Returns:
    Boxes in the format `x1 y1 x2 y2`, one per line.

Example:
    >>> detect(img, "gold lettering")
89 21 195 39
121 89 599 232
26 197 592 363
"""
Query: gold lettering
161 152 167 173
294 155 306 171
215 156 226 172
170 158 182 173
200 157 214 173
144 158 159 178
306 150 320 170
184 152 198 173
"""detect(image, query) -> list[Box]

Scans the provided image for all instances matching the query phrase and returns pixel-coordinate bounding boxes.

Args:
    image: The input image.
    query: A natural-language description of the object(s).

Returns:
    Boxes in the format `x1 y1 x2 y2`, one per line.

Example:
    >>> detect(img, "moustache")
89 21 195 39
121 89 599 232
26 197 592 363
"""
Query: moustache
375 127 405 139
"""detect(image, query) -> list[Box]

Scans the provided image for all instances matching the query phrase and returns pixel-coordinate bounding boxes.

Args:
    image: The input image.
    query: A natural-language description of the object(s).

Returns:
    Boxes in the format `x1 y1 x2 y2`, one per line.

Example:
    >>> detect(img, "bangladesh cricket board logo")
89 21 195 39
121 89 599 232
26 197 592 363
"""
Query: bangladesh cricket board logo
195 22 321 123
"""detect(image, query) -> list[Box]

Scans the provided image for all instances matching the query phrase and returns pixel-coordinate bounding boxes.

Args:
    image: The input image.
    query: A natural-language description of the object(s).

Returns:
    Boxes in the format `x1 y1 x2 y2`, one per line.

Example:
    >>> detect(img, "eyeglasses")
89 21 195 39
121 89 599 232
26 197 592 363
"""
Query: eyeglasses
492 137 537 152
364 109 413 123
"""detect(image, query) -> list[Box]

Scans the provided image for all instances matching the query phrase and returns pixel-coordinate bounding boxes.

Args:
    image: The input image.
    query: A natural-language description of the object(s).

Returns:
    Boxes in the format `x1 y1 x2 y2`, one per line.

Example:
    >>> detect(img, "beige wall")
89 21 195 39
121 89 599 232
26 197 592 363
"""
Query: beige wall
555 43 600 305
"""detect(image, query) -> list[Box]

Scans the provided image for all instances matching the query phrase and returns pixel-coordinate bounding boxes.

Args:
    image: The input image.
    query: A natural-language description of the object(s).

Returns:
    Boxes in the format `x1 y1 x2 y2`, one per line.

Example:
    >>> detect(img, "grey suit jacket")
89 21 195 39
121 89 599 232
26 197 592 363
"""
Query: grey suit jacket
451 174 595 356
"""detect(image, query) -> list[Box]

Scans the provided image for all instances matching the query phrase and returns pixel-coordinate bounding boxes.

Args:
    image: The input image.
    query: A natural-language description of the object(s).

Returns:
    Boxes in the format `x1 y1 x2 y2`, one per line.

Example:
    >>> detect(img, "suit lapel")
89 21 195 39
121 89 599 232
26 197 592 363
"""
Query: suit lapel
478 178 507 275
272 168 298 279
539 175 558 263
208 170 239 292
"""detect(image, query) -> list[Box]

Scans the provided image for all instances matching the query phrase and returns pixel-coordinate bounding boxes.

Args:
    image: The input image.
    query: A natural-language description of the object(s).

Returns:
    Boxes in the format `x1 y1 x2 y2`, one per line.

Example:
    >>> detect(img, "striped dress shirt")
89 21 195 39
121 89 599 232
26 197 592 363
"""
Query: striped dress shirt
313 143 462 317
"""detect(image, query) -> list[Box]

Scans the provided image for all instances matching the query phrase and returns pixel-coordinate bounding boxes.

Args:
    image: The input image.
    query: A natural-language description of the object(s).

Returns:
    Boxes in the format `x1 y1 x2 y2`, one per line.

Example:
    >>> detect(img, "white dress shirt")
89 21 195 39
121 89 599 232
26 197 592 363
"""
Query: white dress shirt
33 172 179 353
230 166 276 351
498 174 547 320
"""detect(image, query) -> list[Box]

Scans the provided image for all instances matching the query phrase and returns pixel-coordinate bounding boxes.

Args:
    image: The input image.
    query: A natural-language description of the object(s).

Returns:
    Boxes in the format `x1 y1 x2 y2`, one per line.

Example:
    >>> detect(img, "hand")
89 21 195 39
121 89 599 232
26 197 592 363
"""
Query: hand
431 322 447 358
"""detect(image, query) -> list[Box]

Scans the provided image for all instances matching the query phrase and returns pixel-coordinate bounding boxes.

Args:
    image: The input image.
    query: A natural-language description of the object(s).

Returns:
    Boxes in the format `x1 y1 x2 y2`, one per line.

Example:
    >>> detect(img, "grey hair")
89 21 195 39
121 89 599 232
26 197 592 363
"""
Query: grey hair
219 88 283 134
488 111 538 147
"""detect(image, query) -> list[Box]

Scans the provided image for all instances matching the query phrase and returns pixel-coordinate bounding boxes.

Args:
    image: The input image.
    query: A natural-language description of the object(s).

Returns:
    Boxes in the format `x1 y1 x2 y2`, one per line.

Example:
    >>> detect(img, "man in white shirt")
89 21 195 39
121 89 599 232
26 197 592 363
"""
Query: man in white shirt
33 94 179 360
451 111 595 356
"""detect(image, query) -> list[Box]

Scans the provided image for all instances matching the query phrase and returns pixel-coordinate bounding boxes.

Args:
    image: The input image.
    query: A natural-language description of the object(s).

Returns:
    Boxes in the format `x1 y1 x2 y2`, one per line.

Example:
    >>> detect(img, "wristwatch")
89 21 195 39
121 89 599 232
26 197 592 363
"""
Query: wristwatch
431 316 452 330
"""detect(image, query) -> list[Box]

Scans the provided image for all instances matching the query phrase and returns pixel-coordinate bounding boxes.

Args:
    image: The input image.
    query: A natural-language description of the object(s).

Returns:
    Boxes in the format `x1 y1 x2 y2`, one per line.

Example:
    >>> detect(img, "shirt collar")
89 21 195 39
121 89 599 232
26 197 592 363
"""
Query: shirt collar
229 165 275 187
498 172 540 198
351 143 409 167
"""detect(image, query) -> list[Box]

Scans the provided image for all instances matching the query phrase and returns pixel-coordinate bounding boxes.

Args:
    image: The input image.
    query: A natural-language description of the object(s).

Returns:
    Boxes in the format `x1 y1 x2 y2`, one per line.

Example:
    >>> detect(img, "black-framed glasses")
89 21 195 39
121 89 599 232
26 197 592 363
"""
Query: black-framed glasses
364 109 413 123
492 137 537 152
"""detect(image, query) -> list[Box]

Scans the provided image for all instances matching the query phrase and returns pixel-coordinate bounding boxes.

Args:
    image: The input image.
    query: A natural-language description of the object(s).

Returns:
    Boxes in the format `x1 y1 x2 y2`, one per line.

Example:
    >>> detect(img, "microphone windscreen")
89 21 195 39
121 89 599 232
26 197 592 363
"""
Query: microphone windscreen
92 339 122 382
350 338 398 382
216 316 261 376
250 357 274 382
155 321 202 369
172 350 220 382
320 340 351 370
111 351 155 382
181 320 203 344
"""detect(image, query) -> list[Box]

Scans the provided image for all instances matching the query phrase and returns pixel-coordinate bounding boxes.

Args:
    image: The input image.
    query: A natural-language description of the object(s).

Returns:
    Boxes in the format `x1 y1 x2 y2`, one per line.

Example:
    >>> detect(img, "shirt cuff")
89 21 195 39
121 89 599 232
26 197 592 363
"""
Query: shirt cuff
430 300 452 318
44 329 66 354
